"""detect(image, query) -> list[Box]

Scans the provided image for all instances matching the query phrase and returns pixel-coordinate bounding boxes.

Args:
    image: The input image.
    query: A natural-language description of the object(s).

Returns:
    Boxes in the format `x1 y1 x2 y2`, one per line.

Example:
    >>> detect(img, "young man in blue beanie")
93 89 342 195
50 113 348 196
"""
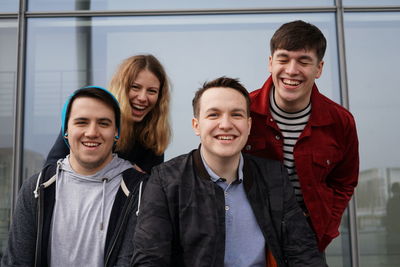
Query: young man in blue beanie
2 86 147 267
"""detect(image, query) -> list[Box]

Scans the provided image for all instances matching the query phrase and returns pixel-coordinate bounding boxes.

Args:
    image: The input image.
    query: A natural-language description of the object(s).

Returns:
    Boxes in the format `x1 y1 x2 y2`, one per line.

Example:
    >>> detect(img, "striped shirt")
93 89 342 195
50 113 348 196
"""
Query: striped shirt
270 87 311 208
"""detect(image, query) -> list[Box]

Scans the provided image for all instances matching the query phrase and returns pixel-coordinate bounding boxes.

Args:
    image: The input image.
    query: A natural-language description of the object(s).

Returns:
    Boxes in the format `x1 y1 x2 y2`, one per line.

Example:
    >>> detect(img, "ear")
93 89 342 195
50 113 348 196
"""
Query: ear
247 117 252 136
268 55 273 73
192 117 200 136
315 60 324 79
64 132 68 139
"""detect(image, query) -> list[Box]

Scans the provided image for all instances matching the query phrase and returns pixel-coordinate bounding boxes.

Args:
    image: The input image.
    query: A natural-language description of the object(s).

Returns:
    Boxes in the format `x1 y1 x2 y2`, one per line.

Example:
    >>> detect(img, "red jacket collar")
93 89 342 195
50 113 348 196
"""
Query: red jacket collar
250 75 334 126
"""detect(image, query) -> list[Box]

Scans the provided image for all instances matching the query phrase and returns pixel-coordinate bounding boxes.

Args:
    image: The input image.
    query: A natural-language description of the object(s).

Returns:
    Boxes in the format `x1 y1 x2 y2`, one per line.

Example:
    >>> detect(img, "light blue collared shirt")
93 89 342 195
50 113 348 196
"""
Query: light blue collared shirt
201 152 266 267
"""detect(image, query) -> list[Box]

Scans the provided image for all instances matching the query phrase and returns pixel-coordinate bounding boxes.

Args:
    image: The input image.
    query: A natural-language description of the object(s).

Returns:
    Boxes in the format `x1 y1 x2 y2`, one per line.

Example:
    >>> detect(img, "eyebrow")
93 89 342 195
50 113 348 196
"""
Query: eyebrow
73 117 113 123
204 107 246 113
275 52 313 62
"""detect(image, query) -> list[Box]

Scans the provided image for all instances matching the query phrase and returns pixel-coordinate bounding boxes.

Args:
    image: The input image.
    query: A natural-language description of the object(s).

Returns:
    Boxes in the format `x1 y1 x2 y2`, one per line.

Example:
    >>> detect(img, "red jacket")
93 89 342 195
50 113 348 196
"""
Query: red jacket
245 76 359 251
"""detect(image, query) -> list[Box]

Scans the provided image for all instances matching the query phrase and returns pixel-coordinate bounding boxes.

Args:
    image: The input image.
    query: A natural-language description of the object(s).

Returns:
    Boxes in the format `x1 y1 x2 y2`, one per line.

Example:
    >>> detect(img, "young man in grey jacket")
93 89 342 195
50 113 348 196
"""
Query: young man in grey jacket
1 86 147 267
132 77 325 266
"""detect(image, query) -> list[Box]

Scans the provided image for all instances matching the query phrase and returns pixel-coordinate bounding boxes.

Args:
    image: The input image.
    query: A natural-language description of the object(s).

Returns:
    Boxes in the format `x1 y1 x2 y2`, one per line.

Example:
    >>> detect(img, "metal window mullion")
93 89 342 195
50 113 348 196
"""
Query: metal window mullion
335 1 360 267
11 0 27 216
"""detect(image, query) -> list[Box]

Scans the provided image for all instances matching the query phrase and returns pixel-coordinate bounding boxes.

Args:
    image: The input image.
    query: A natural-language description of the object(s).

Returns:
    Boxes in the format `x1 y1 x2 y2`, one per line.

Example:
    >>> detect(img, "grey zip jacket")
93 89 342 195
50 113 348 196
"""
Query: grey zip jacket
1 156 147 267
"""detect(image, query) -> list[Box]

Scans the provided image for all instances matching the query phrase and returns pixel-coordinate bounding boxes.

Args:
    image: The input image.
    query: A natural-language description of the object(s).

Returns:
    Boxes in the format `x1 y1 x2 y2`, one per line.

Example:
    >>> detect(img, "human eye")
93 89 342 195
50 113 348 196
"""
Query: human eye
99 120 112 127
207 112 218 119
74 120 87 126
299 60 311 65
277 58 288 64
130 84 140 91
232 112 245 118
147 88 159 95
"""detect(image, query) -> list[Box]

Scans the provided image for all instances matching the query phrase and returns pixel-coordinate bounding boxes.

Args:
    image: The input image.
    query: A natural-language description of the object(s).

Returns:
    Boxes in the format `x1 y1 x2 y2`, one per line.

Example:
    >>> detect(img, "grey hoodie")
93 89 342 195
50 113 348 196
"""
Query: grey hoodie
50 154 132 267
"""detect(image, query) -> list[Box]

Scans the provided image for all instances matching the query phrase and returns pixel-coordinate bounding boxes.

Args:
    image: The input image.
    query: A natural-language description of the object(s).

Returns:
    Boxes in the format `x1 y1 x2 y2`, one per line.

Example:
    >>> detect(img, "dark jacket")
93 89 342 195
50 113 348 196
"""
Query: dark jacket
45 130 163 173
1 163 148 267
246 76 359 250
132 149 325 267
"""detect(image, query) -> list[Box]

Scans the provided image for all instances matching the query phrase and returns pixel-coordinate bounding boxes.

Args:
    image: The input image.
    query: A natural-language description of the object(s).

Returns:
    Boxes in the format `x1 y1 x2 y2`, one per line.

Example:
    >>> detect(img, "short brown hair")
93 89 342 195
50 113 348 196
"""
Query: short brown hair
192 77 250 118
270 20 327 62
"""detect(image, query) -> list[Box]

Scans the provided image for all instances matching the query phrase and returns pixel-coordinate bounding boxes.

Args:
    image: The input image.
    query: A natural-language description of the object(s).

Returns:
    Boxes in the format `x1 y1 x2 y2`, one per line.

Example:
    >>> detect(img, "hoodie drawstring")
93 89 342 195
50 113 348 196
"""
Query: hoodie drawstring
135 181 144 216
34 160 62 198
100 178 108 231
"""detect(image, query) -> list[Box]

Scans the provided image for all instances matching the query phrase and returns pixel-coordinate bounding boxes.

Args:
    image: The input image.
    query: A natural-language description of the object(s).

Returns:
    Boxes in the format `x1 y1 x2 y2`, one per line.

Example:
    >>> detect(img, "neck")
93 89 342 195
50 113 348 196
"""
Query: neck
201 149 240 184
68 154 113 176
274 87 312 113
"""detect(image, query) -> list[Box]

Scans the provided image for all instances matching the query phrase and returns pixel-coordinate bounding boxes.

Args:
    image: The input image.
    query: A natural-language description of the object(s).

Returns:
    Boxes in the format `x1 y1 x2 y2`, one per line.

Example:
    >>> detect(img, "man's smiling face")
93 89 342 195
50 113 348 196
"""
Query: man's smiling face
192 87 251 163
66 96 117 175
269 48 324 112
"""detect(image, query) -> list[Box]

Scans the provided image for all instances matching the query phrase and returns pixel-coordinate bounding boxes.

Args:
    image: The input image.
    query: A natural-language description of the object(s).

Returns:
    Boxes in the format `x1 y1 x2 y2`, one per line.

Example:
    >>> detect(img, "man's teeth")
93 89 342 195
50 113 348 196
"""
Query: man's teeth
283 79 300 86
218 136 234 140
83 142 99 147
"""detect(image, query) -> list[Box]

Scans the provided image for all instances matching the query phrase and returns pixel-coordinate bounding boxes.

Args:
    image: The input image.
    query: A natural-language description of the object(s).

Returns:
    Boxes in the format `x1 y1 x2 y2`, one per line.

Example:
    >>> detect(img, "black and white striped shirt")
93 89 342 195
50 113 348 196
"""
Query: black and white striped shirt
270 88 311 207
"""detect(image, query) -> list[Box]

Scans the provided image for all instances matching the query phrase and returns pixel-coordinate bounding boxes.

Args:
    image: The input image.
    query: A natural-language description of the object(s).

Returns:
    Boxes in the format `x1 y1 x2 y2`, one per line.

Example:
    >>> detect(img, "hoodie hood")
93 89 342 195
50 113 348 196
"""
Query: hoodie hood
59 154 131 183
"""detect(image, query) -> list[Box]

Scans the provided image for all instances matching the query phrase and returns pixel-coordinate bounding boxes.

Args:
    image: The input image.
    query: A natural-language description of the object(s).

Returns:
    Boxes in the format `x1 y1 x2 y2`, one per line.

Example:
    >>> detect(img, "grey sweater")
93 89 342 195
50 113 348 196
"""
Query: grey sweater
50 155 131 266
1 154 146 267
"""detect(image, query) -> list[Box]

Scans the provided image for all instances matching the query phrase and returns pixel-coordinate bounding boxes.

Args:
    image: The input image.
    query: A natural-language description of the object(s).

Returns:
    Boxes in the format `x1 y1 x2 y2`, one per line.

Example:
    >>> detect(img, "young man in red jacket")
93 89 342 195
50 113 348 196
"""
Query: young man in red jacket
244 20 359 251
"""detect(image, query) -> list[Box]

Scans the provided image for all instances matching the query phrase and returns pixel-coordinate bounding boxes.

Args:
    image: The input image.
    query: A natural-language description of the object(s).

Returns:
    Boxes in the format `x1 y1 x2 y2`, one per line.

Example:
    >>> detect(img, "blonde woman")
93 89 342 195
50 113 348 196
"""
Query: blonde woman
45 54 171 173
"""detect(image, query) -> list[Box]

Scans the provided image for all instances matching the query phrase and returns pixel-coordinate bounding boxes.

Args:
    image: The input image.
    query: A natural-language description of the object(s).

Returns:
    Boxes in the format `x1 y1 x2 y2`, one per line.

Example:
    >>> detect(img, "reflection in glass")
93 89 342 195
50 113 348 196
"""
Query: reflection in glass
28 0 333 12
345 12 400 267
0 19 18 260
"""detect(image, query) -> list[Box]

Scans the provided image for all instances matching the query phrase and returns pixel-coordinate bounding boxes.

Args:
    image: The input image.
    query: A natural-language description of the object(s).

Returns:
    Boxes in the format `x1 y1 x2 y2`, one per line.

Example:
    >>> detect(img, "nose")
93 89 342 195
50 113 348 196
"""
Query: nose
219 115 233 130
85 122 99 138
137 89 147 102
285 60 300 75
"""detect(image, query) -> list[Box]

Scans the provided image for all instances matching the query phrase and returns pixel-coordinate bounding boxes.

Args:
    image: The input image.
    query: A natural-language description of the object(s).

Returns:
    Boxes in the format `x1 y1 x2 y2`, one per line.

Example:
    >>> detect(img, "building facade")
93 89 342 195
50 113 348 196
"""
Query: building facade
1 0 399 266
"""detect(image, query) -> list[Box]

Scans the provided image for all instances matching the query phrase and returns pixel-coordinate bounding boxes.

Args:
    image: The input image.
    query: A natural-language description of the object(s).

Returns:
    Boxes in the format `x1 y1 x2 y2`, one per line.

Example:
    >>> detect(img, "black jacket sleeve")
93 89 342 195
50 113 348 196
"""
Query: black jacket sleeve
1 175 39 267
45 130 69 166
131 166 173 267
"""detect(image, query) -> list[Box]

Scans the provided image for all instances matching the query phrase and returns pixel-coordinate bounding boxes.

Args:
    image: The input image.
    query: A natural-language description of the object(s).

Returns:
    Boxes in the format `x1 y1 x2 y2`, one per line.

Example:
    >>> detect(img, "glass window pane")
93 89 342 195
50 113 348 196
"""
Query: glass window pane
28 0 334 12
25 12 350 265
0 19 18 260
344 0 400 6
326 211 352 267
0 1 18 12
25 14 349 264
24 13 340 175
345 12 400 267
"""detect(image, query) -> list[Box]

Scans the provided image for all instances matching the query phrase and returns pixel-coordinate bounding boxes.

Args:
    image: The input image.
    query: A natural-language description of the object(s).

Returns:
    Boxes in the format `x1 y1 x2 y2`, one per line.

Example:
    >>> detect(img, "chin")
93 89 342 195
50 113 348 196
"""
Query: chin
131 115 145 122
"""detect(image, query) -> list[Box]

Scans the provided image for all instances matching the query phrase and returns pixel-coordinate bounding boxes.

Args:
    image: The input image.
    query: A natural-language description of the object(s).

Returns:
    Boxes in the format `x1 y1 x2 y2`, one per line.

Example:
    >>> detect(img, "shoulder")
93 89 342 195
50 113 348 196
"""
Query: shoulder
244 153 282 166
249 87 262 99
117 158 149 191
152 152 192 174
149 151 194 185
244 153 285 175
315 91 356 124
22 164 57 191
119 142 164 172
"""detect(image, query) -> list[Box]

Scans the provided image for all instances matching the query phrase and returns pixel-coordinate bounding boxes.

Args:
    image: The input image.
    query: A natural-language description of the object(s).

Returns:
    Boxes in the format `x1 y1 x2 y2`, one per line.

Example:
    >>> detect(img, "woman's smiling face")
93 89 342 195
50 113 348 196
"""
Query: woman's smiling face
128 69 160 122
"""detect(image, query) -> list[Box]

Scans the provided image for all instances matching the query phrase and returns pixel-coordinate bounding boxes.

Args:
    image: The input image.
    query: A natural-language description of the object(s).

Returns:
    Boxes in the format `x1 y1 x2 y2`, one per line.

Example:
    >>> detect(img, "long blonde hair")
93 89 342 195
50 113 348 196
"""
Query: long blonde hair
109 54 171 155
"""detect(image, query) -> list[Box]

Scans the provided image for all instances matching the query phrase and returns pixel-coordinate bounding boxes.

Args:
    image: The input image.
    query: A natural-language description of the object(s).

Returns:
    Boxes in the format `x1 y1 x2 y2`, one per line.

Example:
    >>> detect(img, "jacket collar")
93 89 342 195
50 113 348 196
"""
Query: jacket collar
192 147 254 192
250 75 334 127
